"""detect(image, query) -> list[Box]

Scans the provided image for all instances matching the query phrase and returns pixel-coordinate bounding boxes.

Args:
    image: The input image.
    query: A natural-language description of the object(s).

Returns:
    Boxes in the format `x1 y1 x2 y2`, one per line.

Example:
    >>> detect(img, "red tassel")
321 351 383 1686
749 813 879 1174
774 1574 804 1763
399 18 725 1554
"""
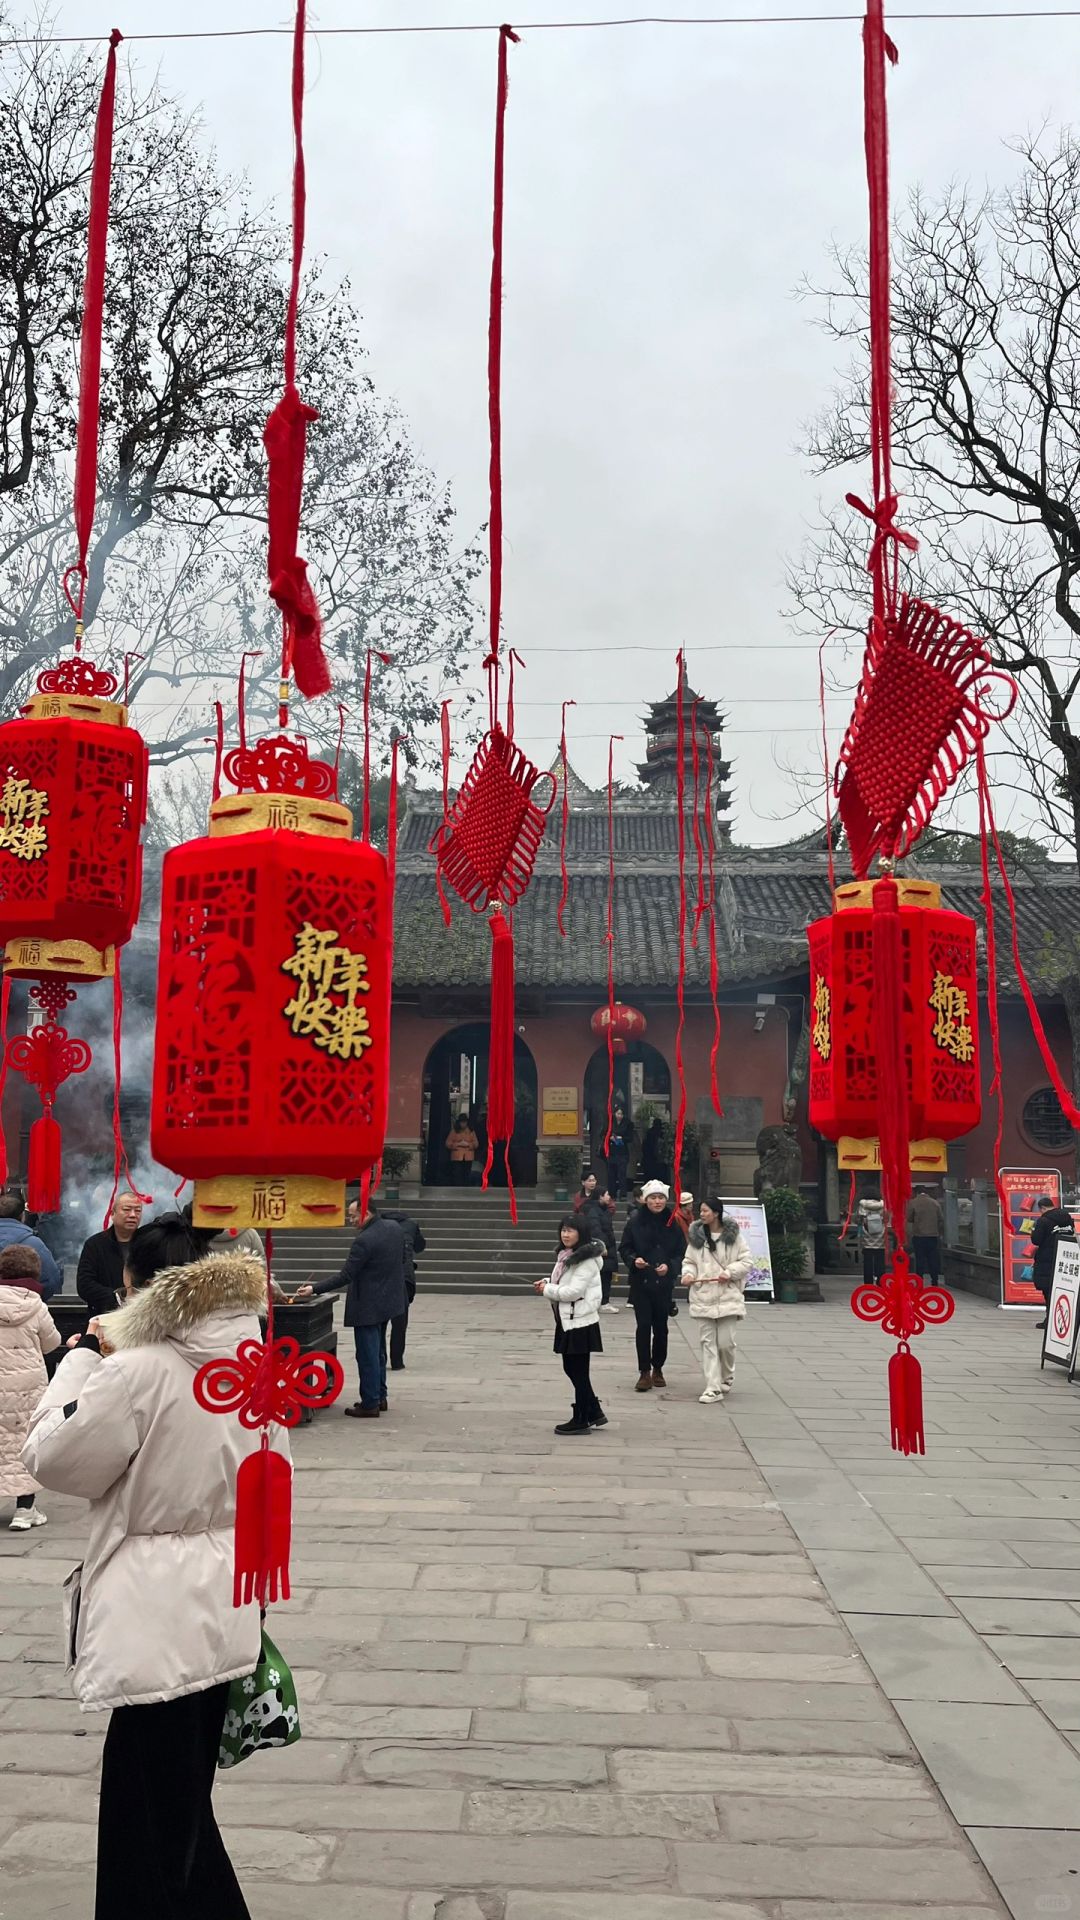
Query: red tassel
888 1342 925 1456
28 1113 62 1214
0 976 11 1188
603 737 622 1158
672 656 689 1190
871 874 911 1238
233 1441 293 1609
483 909 517 1222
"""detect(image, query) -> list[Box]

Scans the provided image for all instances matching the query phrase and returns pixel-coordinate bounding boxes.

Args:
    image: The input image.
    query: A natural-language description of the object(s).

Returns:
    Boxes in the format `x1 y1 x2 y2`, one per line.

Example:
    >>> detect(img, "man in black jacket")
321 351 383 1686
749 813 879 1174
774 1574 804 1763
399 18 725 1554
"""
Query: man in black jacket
1031 1196 1077 1329
620 1180 685 1391
381 1208 426 1370
76 1191 144 1315
298 1206 407 1419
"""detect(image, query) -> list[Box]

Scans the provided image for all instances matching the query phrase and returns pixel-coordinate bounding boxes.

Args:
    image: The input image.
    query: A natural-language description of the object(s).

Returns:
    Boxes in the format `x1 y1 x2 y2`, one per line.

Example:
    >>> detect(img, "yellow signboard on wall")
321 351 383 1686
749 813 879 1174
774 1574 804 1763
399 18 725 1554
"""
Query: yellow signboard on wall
542 1111 578 1136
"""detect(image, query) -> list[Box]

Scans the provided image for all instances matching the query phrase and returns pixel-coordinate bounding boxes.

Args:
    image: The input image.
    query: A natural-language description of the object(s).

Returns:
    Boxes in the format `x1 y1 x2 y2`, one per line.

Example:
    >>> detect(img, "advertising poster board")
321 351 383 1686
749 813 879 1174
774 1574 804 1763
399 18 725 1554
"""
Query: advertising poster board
1043 1241 1080 1371
723 1199 775 1302
1000 1167 1062 1309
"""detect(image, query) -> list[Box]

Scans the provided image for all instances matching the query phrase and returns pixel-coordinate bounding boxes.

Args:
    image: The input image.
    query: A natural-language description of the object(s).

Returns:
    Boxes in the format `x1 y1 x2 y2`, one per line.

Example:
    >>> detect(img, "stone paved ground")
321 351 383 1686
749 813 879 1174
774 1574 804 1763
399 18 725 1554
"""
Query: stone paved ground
0 1283 1047 1920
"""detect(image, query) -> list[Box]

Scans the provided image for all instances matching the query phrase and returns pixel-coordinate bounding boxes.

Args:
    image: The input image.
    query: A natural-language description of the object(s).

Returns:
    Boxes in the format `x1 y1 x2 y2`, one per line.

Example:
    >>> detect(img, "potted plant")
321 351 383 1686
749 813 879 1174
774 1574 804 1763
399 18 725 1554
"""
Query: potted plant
544 1144 582 1204
763 1186 808 1304
378 1145 412 1205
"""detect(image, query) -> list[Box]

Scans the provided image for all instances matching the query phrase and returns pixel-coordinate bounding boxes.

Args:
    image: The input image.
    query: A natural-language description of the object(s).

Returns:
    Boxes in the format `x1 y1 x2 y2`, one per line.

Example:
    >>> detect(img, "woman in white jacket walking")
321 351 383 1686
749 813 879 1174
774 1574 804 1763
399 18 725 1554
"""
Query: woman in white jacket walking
23 1212 281 1920
534 1217 606 1435
681 1196 752 1404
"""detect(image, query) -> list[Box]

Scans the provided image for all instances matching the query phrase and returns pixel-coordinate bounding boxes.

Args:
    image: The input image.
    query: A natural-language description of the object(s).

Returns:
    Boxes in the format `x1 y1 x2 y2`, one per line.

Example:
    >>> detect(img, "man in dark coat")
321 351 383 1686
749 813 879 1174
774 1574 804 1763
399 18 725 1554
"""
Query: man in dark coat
606 1105 634 1200
1030 1196 1078 1329
75 1190 143 1315
300 1206 407 1418
620 1180 685 1390
381 1208 426 1370
0 1188 62 1300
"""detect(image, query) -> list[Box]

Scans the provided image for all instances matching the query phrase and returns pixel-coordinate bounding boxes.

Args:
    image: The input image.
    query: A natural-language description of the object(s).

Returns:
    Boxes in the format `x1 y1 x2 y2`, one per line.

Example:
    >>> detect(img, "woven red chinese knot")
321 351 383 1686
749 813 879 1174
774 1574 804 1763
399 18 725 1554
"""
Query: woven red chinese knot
851 1249 955 1341
193 1336 344 1430
429 724 556 912
221 733 337 800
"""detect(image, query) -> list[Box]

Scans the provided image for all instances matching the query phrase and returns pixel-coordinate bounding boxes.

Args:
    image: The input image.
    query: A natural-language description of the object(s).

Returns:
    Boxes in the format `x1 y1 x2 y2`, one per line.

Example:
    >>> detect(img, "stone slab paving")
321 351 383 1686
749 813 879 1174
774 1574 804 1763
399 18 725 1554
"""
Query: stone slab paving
731 1276 1080 1920
0 1290 1014 1919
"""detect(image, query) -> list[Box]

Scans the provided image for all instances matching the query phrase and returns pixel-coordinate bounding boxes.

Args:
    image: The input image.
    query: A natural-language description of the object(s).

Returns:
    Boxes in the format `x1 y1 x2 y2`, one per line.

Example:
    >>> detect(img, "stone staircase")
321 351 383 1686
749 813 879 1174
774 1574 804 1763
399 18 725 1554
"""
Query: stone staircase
268 1188 599 1299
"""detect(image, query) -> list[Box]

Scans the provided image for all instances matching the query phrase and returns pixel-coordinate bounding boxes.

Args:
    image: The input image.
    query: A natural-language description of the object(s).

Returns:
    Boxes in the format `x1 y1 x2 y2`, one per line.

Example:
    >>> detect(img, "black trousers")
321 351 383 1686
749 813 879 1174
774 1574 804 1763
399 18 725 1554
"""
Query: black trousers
450 1161 470 1185
561 1349 602 1421
633 1291 670 1374
862 1249 887 1285
911 1235 941 1282
97 1681 249 1919
600 1263 612 1306
607 1151 629 1199
390 1301 409 1368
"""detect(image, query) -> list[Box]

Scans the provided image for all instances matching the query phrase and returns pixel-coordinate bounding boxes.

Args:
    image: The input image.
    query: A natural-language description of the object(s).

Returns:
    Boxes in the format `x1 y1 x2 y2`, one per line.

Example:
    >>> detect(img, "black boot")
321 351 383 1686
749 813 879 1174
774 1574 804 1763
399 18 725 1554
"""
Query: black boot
554 1405 591 1435
589 1403 608 1428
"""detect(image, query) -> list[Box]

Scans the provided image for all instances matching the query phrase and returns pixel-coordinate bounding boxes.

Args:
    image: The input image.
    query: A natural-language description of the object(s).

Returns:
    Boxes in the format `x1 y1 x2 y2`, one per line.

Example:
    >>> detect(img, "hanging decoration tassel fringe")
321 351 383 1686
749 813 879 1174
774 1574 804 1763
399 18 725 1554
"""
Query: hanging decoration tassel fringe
27 1114 62 1215
603 737 623 1159
483 909 517 1221
703 730 723 1118
0 976 11 1188
888 1342 925 1457
671 656 689 1196
557 700 575 937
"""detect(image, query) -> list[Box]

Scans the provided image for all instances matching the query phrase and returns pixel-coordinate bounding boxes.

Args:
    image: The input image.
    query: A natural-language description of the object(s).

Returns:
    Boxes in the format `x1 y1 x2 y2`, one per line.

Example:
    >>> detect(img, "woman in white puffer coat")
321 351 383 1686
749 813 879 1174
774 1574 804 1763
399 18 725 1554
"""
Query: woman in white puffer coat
681 1195 752 1404
534 1216 606 1436
23 1212 284 1920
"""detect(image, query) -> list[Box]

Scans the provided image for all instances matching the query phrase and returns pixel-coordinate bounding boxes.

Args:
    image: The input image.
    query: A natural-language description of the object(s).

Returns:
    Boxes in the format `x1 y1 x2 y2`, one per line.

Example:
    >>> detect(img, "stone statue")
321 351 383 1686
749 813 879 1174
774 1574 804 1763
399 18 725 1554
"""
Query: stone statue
753 1122 802 1199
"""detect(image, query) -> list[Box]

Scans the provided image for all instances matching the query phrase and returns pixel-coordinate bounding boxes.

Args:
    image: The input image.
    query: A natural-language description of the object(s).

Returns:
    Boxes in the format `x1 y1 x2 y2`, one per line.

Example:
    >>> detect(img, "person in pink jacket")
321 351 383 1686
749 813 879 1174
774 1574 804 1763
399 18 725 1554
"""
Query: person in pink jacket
0 1244 60 1530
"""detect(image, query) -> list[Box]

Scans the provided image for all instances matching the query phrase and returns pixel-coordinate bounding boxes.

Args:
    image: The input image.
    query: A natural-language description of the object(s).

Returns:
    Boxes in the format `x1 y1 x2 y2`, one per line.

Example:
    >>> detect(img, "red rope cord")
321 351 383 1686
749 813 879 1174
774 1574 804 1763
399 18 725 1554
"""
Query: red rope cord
974 739 1009 1214
0 977 12 1186
557 699 575 936
105 953 133 1228
690 696 706 947
839 1168 858 1241
62 28 122 629
704 727 723 1117
334 701 348 786
485 24 520 731
362 648 392 843
212 701 224 801
436 699 453 927
237 648 261 753
673 655 688 1193
603 735 623 1158
818 630 837 892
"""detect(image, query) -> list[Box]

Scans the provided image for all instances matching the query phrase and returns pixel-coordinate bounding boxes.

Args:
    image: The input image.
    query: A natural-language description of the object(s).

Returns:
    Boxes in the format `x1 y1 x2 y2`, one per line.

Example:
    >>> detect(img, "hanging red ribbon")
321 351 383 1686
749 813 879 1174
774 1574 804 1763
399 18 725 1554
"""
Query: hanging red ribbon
62 28 123 630
690 697 706 948
212 701 225 802
703 729 723 1119
672 657 689 1197
237 649 262 754
857 0 905 626
436 699 453 928
818 630 838 895
0 977 11 1188
603 735 623 1160
334 702 348 786
362 648 392 843
484 23 520 732
974 738 1008 1215
263 0 330 703
557 699 575 937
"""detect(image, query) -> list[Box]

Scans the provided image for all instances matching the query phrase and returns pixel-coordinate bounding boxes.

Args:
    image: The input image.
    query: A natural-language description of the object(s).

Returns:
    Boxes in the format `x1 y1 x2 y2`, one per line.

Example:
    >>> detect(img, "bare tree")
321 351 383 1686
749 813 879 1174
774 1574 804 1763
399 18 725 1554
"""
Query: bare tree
0 20 481 760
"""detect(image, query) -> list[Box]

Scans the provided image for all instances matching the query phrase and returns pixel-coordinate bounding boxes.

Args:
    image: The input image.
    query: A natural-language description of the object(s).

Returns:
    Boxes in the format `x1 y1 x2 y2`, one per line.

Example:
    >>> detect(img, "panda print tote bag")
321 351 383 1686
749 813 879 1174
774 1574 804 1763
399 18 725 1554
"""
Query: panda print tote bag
218 1629 302 1769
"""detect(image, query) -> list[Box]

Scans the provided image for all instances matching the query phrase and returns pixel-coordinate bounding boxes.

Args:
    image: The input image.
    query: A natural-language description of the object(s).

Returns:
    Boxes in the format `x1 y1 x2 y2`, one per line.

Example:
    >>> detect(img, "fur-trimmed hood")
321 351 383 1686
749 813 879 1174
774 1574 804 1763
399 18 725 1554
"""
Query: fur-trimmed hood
689 1218 740 1252
104 1253 268 1352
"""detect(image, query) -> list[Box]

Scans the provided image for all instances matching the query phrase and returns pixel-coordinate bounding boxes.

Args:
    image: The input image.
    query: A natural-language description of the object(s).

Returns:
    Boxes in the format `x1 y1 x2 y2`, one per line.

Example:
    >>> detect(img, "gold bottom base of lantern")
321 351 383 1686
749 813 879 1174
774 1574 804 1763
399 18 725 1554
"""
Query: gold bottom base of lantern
3 937 115 981
838 1136 947 1174
191 1174 346 1231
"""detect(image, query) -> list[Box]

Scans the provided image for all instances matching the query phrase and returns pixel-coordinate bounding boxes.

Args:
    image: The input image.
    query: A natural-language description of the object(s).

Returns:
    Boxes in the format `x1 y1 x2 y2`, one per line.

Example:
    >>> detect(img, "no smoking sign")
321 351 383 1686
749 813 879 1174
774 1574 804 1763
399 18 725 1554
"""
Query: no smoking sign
1055 1295 1072 1341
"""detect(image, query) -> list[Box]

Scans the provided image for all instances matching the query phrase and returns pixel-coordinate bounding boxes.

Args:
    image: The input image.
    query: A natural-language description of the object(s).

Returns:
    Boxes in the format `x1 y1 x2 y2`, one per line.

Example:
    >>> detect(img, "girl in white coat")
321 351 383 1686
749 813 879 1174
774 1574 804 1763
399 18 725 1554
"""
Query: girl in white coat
681 1196 752 1403
23 1212 281 1920
534 1217 606 1435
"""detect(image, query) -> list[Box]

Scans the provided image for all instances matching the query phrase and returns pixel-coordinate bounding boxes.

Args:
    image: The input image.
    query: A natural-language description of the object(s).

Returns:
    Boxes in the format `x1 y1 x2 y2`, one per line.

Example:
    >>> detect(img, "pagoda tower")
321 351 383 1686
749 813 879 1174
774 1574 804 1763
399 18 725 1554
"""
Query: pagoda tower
637 678 732 824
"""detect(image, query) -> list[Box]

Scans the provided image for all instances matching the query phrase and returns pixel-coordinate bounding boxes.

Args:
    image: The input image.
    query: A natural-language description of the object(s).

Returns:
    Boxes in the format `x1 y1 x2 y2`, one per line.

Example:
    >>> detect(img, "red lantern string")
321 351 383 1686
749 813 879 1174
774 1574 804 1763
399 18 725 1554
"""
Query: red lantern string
436 699 453 928
507 649 524 741
212 701 225 802
603 735 623 1160
105 950 131 1227
62 28 123 631
839 1168 858 1242
846 0 911 628
333 702 348 786
482 908 517 1222
237 649 262 753
818 630 837 894
557 699 575 937
484 23 520 733
672 656 689 1195
690 696 706 948
974 738 1008 1215
263 0 330 705
871 871 911 1245
703 729 723 1118
122 652 141 705
0 977 11 1187
362 648 392 843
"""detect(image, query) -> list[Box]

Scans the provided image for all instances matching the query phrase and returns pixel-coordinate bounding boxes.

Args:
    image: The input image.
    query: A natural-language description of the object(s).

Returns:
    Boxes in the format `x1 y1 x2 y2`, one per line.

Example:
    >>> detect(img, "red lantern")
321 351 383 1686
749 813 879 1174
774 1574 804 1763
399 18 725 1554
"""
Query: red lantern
151 736 389 1230
0 656 148 1207
591 1003 647 1057
808 878 980 1175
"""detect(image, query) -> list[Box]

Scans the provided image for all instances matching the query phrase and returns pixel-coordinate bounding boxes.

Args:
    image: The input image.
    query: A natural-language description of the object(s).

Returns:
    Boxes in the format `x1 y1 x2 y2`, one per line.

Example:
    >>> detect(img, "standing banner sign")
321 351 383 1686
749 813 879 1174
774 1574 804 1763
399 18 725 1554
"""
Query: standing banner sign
1042 1241 1080 1372
1000 1168 1062 1309
724 1200 775 1302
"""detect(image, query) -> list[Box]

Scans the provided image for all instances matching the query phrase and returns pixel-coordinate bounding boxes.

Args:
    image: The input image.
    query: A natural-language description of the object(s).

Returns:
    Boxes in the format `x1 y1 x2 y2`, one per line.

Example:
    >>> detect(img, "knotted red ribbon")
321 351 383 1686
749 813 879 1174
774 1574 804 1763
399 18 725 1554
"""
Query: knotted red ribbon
485 24 520 732
62 28 123 629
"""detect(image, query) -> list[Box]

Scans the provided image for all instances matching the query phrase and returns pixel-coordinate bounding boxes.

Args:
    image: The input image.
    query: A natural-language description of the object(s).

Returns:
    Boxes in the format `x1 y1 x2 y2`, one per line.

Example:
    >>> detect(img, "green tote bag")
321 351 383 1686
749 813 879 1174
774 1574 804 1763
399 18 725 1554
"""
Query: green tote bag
218 1629 302 1770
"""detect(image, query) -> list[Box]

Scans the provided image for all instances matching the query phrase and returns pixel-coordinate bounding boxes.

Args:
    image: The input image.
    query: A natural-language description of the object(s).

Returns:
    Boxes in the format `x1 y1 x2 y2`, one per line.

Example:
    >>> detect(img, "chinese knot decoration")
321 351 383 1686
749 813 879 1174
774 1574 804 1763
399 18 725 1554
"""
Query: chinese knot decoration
0 655 147 1210
851 1249 954 1455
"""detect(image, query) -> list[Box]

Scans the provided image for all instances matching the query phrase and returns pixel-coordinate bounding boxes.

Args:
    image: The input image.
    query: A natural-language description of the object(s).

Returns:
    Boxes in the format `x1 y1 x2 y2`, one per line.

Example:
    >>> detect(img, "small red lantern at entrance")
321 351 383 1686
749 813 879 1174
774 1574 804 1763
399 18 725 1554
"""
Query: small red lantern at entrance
591 1003 647 1057
807 878 980 1174
151 736 390 1230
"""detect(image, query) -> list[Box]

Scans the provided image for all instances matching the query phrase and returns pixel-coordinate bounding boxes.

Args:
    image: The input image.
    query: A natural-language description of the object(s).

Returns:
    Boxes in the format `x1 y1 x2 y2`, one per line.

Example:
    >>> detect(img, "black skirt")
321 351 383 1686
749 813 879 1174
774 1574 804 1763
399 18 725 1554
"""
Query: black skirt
553 1308 603 1356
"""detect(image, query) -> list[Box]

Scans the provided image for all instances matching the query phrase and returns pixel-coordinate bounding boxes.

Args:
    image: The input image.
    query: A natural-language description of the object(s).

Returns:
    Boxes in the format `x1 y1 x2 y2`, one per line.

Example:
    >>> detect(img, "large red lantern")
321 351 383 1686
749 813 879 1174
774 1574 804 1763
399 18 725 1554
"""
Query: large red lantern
591 1003 647 1056
0 655 148 1207
808 878 980 1175
151 735 389 1231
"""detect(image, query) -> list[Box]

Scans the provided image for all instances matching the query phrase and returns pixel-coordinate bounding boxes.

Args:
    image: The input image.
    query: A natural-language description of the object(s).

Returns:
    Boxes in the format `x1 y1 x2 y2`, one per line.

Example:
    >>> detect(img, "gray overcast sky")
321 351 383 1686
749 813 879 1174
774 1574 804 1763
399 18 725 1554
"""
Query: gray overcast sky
48 1 1080 837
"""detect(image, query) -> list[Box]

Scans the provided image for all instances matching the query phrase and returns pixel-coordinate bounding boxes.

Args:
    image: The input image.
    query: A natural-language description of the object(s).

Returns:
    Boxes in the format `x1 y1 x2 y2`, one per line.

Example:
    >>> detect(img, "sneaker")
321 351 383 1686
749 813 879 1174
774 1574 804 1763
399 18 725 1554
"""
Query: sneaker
600 1304 619 1314
8 1508 44 1531
651 1369 667 1388
635 1373 652 1392
699 1389 723 1404
590 1409 608 1428
554 1415 592 1435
